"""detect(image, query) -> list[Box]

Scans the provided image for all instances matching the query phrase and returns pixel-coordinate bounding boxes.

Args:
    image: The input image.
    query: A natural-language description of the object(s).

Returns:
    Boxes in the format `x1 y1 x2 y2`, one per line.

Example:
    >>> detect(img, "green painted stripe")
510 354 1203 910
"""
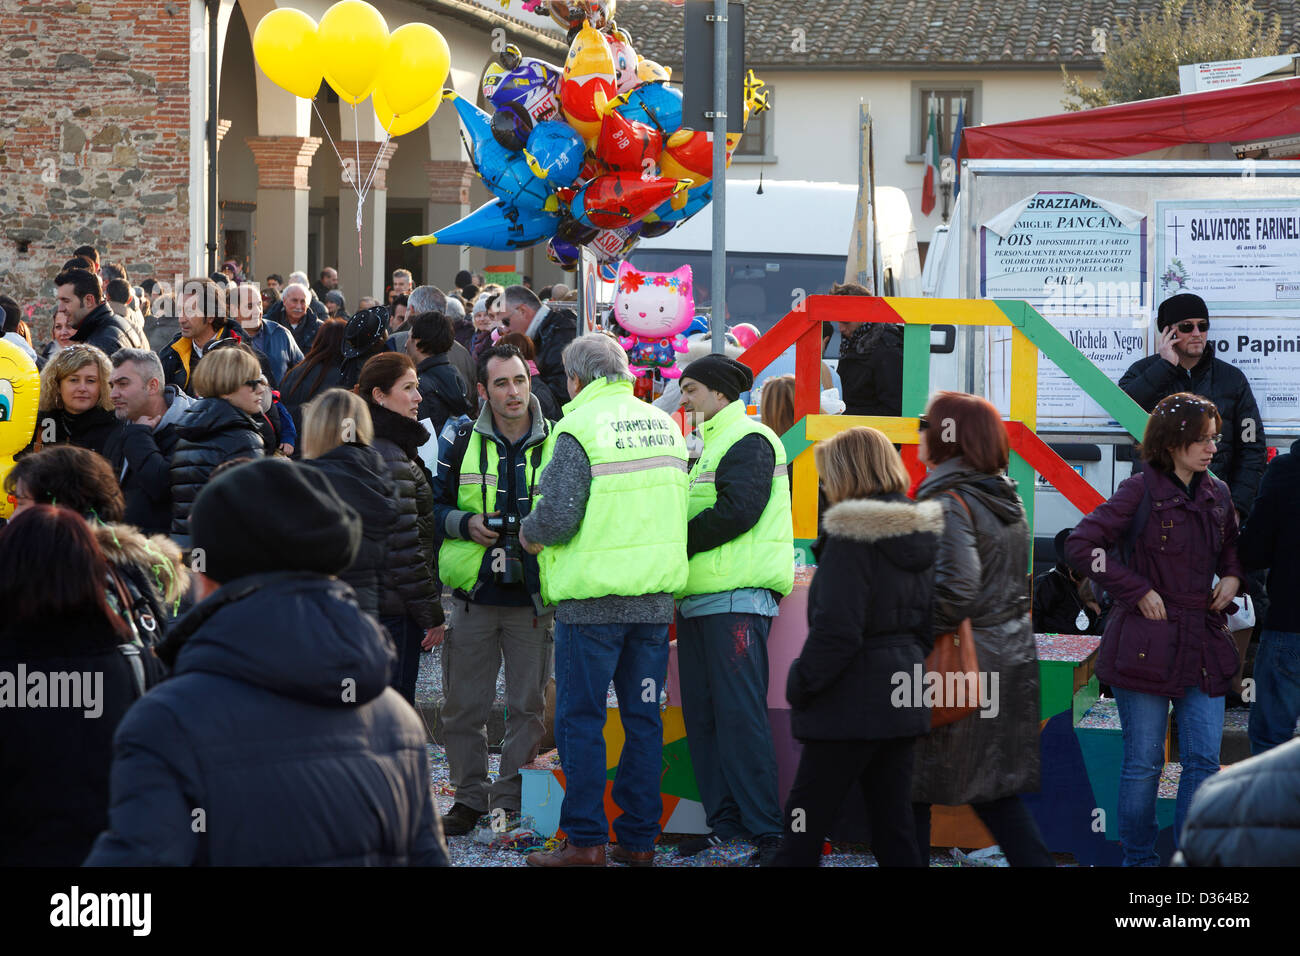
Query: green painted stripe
901 323 931 417
995 300 1149 440
780 415 810 464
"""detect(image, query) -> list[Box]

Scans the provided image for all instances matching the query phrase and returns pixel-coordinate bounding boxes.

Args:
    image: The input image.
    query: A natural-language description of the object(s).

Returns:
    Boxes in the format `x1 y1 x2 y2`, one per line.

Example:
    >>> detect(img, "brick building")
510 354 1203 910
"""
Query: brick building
0 0 563 332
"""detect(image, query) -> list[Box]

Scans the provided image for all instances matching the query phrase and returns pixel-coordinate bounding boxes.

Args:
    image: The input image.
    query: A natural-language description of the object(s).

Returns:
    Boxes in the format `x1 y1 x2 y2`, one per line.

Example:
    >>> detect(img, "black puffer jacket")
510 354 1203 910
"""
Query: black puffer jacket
532 306 578 414
1174 736 1300 866
0 611 166 866
84 572 448 866
302 443 439 626
32 405 121 457
415 354 471 435
69 302 143 358
367 403 443 628
1239 438 1300 633
787 494 943 741
838 323 904 416
1119 343 1267 517
169 398 266 539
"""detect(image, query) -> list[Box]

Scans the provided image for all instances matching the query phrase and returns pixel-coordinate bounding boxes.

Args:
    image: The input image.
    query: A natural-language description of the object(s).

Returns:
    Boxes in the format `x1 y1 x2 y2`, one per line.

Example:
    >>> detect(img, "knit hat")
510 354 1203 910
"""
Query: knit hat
680 354 754 402
1156 293 1209 332
190 458 362 584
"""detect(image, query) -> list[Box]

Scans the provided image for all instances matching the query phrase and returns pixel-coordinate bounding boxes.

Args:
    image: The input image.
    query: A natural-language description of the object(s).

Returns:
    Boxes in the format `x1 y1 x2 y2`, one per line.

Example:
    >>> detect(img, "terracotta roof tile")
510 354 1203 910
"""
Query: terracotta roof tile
613 0 1299 69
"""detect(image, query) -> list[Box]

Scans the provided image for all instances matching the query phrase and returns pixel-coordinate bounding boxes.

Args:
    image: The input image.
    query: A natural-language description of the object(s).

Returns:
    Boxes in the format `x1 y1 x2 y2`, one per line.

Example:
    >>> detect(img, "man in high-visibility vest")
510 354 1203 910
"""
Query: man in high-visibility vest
518 334 689 867
430 343 554 838
674 354 794 867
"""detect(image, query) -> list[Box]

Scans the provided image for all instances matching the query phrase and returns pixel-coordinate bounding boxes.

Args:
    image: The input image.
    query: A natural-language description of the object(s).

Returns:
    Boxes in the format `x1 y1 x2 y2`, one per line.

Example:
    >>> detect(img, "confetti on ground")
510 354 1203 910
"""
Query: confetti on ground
1077 698 1120 730
1035 633 1101 663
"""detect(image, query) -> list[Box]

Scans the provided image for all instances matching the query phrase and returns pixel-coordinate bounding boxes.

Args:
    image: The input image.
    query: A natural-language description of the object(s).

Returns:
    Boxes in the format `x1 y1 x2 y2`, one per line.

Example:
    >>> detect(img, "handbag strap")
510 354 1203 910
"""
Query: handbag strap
117 643 147 699
945 489 973 520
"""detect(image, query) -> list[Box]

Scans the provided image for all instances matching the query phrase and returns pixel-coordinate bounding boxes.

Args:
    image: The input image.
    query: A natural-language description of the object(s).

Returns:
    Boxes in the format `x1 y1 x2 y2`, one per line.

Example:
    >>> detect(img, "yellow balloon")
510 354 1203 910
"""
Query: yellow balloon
318 0 389 106
375 23 451 117
0 338 40 520
374 86 441 137
252 8 322 100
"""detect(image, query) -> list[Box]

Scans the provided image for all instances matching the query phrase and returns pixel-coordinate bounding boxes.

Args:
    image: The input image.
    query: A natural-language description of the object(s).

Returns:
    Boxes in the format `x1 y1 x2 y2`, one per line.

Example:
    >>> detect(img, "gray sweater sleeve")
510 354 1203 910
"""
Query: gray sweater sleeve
521 433 590 547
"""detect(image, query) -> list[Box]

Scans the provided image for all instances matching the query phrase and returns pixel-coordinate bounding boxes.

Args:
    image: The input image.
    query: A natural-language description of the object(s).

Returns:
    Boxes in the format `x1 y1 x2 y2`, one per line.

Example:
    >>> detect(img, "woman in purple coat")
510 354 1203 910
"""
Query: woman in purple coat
1066 392 1244 866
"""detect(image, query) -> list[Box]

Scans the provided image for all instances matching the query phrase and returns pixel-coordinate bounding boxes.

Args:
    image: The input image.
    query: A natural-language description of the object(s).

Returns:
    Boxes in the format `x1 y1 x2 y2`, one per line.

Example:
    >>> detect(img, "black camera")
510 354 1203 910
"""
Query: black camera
484 513 523 585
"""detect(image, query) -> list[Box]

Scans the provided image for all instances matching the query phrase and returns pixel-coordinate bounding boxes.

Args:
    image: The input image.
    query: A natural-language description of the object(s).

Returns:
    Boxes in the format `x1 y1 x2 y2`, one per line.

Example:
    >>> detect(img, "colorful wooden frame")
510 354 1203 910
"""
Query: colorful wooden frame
739 296 1151 559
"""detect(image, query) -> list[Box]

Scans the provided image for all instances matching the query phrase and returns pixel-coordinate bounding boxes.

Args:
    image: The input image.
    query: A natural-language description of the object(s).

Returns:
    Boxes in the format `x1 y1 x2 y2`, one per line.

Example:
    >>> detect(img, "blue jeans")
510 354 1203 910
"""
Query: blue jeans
1113 685 1224 866
381 615 422 706
554 621 669 850
1248 630 1300 755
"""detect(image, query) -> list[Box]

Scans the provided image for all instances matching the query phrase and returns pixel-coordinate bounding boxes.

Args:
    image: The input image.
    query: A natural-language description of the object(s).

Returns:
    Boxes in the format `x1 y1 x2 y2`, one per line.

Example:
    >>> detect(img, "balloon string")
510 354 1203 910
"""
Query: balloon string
353 103 363 269
312 99 362 201
357 130 392 204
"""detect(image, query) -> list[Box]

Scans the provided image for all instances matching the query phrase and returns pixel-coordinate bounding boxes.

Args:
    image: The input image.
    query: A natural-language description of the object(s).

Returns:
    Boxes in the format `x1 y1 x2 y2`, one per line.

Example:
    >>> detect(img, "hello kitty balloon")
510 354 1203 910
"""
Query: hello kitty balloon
613 261 693 378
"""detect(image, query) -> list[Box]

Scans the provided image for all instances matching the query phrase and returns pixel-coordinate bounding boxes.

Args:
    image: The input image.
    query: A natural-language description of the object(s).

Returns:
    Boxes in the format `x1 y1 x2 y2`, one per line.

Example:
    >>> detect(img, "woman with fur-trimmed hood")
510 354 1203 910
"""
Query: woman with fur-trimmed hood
769 426 943 867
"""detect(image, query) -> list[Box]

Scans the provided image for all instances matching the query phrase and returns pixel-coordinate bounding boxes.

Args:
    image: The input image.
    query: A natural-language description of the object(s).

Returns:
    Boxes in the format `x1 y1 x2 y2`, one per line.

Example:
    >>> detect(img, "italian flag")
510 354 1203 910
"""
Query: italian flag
921 99 938 216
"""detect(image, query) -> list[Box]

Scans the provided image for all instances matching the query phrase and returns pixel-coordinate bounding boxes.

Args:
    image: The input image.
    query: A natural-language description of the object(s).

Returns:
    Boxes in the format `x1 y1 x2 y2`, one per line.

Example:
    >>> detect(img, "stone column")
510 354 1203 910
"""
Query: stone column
246 135 322 281
424 159 475 291
337 140 398 305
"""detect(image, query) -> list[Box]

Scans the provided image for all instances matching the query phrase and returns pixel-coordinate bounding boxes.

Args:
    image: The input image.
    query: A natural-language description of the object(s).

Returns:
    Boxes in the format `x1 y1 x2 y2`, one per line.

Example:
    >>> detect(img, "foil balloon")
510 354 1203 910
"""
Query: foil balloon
547 236 581 270
446 91 562 212
729 323 761 350
482 44 563 149
612 82 683 136
646 180 712 224
525 120 586 189
608 28 639 94
595 103 664 174
560 21 617 147
585 222 642 262
0 337 39 519
638 219 675 239
657 128 743 188
405 198 559 251
636 58 671 84
562 173 689 230
547 0 615 31
612 261 694 379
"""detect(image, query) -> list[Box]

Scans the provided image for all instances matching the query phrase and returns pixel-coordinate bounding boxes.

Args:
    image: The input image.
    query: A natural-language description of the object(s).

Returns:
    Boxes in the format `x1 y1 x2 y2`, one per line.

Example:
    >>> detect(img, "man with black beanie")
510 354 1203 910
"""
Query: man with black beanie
86 458 449 866
673 353 794 867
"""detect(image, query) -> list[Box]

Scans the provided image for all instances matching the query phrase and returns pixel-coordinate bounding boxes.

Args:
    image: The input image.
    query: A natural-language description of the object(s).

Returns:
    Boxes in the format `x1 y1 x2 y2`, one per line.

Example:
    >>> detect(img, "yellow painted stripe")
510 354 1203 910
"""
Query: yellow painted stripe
792 446 819 539
1010 328 1038 431
883 298 1012 327
805 414 922 444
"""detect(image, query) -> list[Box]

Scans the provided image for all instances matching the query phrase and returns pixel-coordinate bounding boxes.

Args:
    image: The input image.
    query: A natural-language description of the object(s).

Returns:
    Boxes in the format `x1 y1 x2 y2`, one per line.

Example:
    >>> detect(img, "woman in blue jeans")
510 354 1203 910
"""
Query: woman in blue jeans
1067 393 1244 866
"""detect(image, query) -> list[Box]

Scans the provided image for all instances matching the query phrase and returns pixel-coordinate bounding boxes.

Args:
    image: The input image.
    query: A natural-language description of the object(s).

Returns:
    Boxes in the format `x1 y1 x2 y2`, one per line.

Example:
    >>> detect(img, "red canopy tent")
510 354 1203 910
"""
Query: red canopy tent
960 76 1300 161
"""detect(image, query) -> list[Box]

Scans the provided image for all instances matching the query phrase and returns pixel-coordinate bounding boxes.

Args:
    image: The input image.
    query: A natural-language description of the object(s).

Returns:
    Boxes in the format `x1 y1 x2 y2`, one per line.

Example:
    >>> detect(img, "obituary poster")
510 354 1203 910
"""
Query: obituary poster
1156 200 1300 313
1202 318 1300 426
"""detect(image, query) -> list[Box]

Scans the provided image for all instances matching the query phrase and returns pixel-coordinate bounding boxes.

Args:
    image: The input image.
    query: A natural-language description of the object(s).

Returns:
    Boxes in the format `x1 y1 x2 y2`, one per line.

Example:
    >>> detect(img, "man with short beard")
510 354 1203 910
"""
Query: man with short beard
278 283 324 354
104 348 194 534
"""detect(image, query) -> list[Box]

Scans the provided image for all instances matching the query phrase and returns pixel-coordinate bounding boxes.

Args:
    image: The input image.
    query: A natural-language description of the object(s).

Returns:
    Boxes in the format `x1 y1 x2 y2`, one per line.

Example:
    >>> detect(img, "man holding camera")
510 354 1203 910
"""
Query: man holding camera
431 343 555 836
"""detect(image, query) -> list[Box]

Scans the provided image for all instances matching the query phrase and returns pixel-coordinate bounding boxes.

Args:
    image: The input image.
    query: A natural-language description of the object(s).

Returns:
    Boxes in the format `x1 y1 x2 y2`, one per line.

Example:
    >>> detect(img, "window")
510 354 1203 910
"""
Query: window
732 87 774 162
908 83 978 161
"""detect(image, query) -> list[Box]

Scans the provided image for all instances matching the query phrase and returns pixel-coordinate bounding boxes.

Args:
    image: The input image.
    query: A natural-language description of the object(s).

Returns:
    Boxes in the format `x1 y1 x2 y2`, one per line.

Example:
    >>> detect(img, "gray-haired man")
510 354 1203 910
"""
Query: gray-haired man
104 348 194 535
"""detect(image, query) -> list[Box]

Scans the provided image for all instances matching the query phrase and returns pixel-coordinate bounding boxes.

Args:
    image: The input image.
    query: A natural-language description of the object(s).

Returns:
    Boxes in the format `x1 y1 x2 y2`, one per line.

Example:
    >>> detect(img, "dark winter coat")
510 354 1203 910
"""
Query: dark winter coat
532 305 578 414
144 312 180 353
33 404 122 457
265 299 326 354
169 398 266 539
1238 438 1300 634
911 458 1042 806
70 302 143 358
1067 466 1245 698
83 572 449 866
0 612 166 866
158 319 245 396
415 353 471 435
301 443 434 623
104 386 194 535
1118 344 1267 517
368 402 444 629
94 522 191 641
787 494 943 741
1174 736 1300 866
838 323 904 417
240 318 304 387
448 340 479 415
1032 564 1104 636
452 315 474 353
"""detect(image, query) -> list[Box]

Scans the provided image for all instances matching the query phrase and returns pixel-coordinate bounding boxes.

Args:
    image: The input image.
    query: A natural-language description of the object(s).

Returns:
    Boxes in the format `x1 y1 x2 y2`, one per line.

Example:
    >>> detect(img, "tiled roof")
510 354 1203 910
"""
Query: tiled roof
614 0 1300 69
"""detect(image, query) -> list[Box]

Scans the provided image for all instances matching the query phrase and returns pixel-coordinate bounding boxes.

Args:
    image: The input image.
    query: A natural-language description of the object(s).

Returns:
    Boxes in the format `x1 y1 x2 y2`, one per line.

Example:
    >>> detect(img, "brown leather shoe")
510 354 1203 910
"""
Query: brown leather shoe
526 839 606 867
610 844 655 867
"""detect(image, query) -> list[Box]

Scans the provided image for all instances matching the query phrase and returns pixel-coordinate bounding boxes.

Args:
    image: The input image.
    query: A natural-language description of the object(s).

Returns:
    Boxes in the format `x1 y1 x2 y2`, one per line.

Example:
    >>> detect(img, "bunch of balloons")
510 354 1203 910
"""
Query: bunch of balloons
404 0 771 267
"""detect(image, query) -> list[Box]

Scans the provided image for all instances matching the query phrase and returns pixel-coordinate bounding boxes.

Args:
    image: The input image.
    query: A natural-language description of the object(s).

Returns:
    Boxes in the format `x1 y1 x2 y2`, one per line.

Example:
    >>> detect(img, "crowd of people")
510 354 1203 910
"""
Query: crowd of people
1 246 1297 868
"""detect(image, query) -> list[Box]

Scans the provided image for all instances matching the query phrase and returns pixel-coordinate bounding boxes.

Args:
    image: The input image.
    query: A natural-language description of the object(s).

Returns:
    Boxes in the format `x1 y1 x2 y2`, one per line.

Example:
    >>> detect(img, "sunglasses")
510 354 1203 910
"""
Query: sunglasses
1176 320 1210 334
244 379 265 390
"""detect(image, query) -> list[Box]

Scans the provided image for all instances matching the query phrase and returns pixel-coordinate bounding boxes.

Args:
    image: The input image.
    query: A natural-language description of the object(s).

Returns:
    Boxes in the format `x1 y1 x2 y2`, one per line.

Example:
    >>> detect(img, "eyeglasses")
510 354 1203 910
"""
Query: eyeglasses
917 416 930 431
1176 320 1210 334
244 379 265 390
1192 434 1222 447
